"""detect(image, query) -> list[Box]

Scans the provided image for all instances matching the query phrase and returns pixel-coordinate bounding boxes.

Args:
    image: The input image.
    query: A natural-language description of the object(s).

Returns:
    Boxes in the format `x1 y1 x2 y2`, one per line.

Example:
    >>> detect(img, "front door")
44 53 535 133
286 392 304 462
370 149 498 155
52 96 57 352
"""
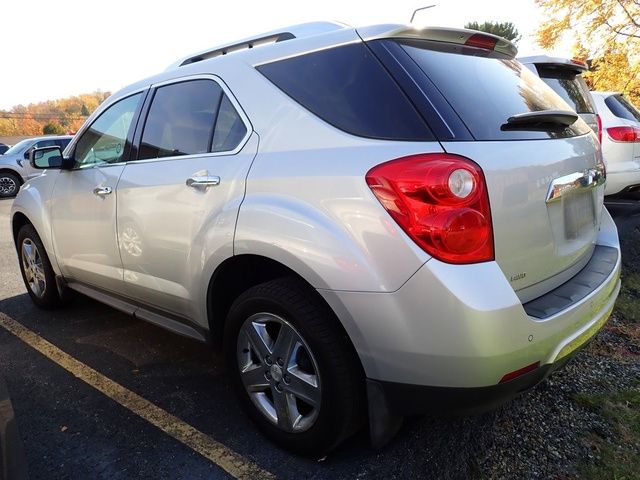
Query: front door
50 92 144 293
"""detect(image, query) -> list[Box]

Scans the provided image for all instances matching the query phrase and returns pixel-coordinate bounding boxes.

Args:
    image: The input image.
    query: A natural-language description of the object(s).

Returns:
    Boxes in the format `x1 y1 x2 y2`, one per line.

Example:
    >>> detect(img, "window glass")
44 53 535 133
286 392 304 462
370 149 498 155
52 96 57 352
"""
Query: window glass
139 80 222 160
74 93 142 167
55 138 72 150
537 68 595 114
4 139 32 155
257 43 433 141
35 139 58 148
392 39 591 140
212 94 247 152
605 94 640 123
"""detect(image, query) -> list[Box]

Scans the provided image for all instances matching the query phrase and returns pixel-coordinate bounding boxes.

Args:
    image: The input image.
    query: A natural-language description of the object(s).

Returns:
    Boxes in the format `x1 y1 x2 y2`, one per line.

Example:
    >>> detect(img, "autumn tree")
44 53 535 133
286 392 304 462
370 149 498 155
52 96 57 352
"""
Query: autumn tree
536 0 640 105
464 21 522 43
43 122 65 135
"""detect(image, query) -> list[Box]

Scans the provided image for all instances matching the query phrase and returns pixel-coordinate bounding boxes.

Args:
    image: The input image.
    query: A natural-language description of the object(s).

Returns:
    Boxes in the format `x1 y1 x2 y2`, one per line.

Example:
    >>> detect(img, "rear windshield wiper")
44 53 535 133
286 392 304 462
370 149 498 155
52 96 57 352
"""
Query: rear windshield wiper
501 110 578 131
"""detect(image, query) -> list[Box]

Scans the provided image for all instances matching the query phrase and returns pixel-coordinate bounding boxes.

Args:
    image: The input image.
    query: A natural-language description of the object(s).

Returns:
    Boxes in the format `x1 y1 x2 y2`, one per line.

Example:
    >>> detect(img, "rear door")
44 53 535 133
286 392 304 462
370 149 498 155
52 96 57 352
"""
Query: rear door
371 39 604 300
116 76 256 318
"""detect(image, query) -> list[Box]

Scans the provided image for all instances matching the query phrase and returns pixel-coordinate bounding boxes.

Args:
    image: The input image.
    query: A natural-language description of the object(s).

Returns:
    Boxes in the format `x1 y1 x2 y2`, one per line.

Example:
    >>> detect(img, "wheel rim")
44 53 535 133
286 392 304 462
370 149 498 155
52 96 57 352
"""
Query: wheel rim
0 176 17 195
237 313 321 433
21 239 46 298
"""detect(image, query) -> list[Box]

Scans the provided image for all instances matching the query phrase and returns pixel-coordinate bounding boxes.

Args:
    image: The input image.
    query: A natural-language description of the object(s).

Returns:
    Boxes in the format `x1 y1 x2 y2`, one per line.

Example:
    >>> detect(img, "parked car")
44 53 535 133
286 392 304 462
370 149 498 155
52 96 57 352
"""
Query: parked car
519 56 599 136
0 135 72 198
0 143 10 155
591 92 640 196
11 23 620 454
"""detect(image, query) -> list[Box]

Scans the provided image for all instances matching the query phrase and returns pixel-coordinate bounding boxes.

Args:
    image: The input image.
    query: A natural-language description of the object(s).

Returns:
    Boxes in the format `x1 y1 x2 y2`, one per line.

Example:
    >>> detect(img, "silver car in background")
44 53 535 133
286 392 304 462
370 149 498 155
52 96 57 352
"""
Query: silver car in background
0 135 72 197
591 92 640 196
11 23 620 454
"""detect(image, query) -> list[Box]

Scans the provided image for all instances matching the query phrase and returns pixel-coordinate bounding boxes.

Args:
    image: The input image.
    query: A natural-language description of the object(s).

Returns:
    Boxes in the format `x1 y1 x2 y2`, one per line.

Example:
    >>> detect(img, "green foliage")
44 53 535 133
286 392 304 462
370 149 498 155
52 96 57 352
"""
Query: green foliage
464 21 522 43
574 387 640 479
42 122 65 135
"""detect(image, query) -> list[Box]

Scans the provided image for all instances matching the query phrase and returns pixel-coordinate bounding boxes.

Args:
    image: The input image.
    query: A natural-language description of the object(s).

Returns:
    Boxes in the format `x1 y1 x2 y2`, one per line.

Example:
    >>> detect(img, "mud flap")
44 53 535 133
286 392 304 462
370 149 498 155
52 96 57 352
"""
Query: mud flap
366 379 403 449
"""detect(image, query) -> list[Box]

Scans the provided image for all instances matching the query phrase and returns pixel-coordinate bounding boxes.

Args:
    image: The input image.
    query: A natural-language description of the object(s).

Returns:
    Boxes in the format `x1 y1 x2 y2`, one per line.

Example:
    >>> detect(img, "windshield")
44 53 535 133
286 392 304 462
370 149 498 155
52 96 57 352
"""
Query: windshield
4 139 33 155
392 39 591 140
537 69 595 114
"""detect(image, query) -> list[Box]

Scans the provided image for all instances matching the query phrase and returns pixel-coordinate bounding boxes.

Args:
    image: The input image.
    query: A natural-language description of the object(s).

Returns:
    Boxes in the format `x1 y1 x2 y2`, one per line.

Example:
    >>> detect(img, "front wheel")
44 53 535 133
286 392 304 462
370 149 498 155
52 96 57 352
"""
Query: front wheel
0 172 21 198
16 224 64 308
225 277 364 455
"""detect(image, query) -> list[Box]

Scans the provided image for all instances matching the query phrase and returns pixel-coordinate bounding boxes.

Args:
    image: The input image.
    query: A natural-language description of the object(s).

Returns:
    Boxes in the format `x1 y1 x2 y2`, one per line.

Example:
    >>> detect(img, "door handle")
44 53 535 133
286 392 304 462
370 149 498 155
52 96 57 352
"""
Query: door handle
186 175 220 188
93 186 113 196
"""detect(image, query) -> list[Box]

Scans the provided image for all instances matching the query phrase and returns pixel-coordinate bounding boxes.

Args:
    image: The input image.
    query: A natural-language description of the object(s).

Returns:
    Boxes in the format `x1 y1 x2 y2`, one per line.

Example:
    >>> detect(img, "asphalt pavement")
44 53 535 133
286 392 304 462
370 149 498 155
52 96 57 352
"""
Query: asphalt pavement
1 196 639 479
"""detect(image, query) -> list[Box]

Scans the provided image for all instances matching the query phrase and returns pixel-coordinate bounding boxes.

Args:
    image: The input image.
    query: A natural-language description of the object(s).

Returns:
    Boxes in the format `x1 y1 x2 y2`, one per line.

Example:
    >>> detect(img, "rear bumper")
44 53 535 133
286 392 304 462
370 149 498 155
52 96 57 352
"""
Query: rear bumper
319 206 621 391
369 353 574 416
605 162 640 195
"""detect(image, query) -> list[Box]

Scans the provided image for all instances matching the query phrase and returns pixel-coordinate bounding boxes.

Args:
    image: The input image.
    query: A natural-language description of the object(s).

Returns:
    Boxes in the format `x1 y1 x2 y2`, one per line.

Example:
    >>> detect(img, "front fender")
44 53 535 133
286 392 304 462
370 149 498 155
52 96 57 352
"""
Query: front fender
10 171 61 275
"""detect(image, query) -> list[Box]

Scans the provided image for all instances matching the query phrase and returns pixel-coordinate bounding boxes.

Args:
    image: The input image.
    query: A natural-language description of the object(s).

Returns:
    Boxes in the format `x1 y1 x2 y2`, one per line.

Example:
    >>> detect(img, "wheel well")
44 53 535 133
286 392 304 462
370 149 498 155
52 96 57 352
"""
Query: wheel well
206 255 360 365
0 168 24 184
11 212 31 243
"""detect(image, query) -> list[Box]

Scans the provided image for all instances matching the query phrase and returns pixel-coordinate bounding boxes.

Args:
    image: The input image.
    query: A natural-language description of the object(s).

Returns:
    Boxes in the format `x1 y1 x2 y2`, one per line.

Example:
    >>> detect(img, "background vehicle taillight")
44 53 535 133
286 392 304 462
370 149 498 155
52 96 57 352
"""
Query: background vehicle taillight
596 114 603 144
607 126 640 143
366 154 494 264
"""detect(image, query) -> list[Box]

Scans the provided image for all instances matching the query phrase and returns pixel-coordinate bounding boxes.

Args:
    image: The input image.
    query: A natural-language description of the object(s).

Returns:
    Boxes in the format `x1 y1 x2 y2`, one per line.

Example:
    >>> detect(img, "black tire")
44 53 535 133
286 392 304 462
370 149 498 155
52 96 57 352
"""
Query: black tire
0 172 21 198
16 224 64 308
224 277 364 455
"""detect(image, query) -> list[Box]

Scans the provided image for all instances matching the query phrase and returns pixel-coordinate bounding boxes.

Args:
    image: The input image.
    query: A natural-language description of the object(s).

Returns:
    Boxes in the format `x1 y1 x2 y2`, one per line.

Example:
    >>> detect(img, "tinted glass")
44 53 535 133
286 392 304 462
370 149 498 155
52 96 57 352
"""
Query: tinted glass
55 138 72 150
536 68 595 114
394 39 591 140
212 95 247 152
139 80 222 160
5 139 33 155
34 139 58 148
257 43 433 141
605 94 640 123
74 93 142 167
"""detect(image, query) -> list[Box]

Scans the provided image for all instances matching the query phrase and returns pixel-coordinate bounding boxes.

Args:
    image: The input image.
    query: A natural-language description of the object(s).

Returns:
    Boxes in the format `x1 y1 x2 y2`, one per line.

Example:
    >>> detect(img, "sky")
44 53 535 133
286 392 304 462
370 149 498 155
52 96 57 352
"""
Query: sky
0 0 573 110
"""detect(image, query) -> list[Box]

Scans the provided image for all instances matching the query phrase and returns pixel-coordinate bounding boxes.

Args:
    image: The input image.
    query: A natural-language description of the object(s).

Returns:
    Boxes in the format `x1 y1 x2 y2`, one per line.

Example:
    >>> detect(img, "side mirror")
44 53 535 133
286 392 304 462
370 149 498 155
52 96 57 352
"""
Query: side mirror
29 146 69 169
23 150 31 160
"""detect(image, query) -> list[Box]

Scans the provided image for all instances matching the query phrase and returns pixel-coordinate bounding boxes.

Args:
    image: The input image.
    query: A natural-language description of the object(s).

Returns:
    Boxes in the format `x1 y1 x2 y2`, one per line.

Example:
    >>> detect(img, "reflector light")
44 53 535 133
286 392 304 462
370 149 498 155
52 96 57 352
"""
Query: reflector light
499 361 540 383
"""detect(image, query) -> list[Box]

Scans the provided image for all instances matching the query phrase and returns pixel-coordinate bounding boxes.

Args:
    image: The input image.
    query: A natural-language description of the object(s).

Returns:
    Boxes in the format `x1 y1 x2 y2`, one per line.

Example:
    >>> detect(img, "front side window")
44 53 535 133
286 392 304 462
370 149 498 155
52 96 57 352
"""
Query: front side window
139 80 223 160
74 93 142 168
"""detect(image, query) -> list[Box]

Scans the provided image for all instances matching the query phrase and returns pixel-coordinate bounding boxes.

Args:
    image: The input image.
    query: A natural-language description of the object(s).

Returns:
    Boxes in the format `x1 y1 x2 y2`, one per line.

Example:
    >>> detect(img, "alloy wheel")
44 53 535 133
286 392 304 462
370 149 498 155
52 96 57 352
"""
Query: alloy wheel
21 238 46 298
0 176 17 196
237 313 321 433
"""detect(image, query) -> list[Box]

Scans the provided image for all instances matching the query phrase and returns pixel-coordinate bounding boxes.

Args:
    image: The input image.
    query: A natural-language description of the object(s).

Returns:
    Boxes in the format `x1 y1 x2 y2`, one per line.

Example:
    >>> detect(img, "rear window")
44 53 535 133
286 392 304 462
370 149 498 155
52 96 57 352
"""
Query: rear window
535 67 595 114
605 94 640 123
387 39 591 141
257 43 434 141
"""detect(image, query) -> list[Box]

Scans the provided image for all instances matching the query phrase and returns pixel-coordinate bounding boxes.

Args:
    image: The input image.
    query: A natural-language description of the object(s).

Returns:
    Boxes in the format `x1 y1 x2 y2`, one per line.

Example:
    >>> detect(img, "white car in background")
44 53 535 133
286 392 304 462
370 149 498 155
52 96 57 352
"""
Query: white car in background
591 92 640 196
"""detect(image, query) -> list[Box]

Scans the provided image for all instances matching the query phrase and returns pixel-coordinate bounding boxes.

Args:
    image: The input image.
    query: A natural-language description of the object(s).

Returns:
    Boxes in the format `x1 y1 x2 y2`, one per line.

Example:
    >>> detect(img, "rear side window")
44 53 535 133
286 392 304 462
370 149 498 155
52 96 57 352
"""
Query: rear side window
140 80 222 159
605 94 640 123
212 95 247 152
535 67 595 114
385 39 591 141
257 43 434 141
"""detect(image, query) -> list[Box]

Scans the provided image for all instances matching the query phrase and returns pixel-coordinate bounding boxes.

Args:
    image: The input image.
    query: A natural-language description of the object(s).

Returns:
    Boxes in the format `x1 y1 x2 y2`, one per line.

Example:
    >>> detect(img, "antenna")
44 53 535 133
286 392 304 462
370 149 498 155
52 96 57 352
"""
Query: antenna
410 4 436 23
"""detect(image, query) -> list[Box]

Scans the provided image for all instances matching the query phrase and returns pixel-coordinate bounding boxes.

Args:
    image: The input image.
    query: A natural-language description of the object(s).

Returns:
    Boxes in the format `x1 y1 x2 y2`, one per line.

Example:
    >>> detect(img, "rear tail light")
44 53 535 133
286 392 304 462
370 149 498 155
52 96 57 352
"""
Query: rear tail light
596 114 602 144
366 154 494 264
464 33 498 51
607 126 640 143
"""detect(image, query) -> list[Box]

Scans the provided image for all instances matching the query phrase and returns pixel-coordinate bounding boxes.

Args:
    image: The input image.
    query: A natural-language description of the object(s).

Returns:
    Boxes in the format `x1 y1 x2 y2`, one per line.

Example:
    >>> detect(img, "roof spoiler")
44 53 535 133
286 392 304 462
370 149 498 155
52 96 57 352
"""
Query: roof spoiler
167 21 349 69
357 25 518 57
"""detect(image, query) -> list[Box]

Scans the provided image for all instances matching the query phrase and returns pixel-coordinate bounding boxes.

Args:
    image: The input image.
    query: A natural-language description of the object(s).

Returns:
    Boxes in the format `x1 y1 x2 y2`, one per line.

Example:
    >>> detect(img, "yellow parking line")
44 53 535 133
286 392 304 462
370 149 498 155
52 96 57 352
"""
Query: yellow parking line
0 313 274 480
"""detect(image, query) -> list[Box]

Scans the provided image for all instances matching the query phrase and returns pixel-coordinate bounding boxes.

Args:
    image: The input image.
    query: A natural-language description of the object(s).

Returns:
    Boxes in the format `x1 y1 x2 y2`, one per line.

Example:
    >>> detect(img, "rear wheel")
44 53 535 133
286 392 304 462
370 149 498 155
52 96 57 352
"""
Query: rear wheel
0 172 20 198
17 224 64 308
225 277 364 455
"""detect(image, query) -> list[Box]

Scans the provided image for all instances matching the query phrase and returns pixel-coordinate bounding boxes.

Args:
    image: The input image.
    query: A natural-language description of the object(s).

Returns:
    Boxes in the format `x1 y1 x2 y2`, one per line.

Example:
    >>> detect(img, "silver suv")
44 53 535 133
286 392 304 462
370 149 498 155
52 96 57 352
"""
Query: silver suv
0 135 73 197
11 23 621 454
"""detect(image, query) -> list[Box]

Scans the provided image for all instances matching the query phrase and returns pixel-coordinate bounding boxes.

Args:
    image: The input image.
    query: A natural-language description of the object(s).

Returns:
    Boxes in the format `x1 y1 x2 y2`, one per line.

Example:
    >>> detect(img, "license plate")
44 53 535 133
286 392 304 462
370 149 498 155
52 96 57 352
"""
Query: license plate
564 192 595 239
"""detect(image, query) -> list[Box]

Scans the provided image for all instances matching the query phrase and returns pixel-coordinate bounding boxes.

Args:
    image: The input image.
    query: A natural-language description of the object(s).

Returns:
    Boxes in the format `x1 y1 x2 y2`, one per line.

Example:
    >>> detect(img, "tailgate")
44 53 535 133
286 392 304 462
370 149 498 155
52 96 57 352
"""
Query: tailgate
443 136 604 300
